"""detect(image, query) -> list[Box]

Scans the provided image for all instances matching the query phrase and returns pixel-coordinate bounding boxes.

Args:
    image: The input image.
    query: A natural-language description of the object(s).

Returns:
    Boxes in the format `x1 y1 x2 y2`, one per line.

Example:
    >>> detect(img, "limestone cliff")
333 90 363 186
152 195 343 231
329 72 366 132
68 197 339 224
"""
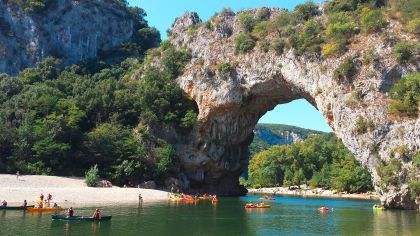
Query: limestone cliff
250 123 326 157
168 9 419 209
0 0 140 75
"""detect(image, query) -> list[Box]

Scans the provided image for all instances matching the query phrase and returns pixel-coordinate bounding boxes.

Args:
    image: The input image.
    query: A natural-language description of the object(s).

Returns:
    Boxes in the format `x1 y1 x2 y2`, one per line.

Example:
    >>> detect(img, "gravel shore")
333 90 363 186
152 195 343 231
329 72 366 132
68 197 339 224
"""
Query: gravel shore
0 174 168 207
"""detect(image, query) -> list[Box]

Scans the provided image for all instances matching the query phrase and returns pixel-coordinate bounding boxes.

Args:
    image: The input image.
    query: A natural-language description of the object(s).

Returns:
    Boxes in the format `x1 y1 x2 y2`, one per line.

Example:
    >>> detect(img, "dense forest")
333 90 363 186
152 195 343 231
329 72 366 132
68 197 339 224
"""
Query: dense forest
244 134 374 193
0 2 198 186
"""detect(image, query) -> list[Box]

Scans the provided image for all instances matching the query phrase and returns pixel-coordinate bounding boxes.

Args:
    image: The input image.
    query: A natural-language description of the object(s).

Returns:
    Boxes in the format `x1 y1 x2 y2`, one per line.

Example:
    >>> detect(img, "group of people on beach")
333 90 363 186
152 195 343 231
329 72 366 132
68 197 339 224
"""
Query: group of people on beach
34 193 58 208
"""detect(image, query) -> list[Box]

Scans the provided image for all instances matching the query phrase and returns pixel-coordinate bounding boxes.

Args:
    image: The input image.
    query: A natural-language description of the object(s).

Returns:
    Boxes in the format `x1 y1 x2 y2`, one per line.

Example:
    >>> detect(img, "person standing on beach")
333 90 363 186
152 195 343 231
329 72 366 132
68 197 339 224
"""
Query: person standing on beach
16 171 19 180
39 193 44 207
47 193 52 206
138 193 143 206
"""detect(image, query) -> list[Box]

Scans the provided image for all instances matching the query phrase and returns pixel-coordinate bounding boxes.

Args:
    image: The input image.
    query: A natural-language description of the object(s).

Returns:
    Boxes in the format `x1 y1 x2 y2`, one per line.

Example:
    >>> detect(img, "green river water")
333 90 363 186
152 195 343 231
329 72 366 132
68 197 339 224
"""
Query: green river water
0 195 419 236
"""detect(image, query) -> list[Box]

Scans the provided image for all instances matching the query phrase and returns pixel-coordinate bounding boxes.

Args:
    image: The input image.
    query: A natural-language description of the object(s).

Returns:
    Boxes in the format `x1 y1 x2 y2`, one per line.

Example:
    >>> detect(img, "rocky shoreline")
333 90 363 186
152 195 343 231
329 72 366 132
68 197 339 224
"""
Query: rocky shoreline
248 187 379 201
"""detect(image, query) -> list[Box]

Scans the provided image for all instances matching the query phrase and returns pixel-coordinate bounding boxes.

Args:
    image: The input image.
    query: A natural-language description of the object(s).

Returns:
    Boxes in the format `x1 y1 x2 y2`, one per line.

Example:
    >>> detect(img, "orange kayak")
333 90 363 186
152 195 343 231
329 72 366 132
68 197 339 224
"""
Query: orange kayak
27 207 63 212
187 199 199 204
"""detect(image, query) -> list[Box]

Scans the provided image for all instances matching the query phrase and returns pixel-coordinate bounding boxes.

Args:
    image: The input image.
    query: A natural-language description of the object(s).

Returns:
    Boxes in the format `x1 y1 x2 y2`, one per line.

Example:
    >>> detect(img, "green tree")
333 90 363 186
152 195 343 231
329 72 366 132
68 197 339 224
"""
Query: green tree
235 33 257 54
238 12 256 33
85 165 100 187
389 72 420 117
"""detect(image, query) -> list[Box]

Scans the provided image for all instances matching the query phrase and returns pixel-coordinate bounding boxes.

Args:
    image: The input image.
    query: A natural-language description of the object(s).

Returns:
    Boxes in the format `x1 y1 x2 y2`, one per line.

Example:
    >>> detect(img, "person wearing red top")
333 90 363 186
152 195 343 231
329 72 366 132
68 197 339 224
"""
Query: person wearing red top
92 209 101 219
47 193 52 201
67 207 74 217
40 193 44 202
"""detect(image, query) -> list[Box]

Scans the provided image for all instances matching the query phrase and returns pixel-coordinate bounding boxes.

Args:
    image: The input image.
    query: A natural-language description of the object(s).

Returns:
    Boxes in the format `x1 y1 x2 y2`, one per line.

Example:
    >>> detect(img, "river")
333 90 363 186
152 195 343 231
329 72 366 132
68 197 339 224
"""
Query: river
0 195 419 235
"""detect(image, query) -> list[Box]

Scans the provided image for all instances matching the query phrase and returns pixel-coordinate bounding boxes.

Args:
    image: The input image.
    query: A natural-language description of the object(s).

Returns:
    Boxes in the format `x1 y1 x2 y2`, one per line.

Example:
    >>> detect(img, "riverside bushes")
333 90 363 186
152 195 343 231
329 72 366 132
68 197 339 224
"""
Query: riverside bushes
409 181 420 200
85 165 99 187
376 159 402 189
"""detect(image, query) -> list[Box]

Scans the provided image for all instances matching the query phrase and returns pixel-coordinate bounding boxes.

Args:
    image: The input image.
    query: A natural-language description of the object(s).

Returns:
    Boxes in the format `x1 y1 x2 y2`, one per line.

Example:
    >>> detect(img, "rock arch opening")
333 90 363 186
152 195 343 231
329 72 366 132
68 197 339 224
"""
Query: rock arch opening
171 12 419 209
178 74 332 195
242 99 333 178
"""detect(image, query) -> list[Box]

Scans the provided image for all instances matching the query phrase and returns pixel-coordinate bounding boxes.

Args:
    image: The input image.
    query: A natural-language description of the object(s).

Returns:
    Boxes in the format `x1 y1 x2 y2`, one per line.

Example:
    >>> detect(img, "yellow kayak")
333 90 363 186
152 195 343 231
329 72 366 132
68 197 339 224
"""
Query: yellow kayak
27 207 63 212
373 206 385 210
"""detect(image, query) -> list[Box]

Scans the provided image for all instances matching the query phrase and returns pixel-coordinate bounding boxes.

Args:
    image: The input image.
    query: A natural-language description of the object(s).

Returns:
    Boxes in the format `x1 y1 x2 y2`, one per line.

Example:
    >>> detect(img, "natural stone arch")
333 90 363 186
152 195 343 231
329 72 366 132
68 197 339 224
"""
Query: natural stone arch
168 11 419 209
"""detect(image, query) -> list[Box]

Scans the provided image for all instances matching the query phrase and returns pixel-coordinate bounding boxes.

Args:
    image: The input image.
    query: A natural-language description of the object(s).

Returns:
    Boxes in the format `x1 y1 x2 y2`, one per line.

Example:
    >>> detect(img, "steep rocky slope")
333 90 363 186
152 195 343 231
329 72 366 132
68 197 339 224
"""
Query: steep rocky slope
0 0 142 75
250 123 326 157
168 8 419 209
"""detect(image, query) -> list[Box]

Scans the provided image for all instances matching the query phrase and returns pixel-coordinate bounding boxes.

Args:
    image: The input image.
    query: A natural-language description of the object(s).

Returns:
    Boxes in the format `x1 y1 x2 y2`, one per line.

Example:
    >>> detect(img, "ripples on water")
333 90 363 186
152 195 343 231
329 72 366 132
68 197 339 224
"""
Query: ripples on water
0 196 419 236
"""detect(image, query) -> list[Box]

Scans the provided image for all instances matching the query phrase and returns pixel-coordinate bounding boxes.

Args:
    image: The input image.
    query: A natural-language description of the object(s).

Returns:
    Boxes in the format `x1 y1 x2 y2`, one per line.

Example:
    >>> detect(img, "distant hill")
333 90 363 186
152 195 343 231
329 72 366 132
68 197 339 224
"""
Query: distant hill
249 123 329 157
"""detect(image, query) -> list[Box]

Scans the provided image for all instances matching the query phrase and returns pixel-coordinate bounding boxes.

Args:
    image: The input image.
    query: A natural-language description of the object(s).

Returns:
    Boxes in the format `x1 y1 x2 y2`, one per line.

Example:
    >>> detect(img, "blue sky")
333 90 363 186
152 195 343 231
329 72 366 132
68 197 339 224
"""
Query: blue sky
128 0 332 132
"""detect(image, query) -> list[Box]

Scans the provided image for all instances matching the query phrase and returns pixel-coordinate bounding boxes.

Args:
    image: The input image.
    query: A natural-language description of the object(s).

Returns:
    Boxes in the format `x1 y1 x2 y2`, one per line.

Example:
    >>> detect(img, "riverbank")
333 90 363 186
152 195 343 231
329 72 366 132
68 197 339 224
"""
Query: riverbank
0 174 168 207
248 187 379 200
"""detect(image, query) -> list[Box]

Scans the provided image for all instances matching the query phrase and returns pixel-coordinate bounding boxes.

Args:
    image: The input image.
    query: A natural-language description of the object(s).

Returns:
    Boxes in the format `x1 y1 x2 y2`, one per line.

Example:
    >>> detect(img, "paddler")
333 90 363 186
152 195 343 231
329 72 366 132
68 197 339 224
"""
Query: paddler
2 200 7 206
22 200 27 207
92 209 101 219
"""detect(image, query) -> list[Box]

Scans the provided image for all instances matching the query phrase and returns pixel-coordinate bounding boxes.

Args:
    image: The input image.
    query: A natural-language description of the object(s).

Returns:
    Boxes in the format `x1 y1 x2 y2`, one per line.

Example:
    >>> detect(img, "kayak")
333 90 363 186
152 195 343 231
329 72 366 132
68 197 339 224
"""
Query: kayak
169 197 182 201
245 204 270 209
52 214 112 221
27 207 63 212
260 197 276 200
0 205 34 210
199 197 211 200
373 206 385 210
186 199 199 203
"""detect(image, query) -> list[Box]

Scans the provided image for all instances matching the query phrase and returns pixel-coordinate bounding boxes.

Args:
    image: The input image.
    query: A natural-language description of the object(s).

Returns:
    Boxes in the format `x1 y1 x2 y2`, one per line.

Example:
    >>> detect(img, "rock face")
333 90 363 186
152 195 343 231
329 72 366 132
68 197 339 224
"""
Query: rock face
0 0 137 75
253 123 325 148
249 123 326 158
169 11 419 208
